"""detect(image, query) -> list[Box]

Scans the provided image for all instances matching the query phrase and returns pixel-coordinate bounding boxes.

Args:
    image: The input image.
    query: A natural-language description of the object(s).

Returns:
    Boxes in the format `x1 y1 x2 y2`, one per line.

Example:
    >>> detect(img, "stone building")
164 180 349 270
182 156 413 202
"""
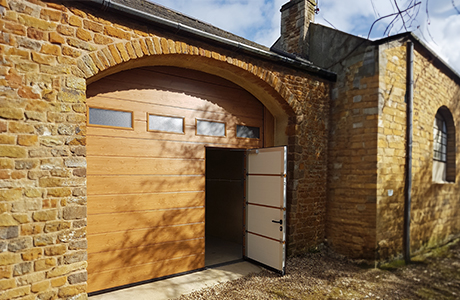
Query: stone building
0 0 334 298
0 0 459 298
276 1 460 259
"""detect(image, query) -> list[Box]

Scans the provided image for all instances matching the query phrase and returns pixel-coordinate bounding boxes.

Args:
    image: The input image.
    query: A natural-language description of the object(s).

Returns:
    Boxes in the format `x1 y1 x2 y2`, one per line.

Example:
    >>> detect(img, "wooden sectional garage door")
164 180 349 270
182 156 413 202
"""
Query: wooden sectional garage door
86 66 273 292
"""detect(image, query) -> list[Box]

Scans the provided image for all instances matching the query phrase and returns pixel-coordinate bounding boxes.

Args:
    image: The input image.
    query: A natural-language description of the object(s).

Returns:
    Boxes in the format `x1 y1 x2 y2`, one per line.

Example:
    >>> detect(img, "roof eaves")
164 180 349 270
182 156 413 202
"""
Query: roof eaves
80 0 336 81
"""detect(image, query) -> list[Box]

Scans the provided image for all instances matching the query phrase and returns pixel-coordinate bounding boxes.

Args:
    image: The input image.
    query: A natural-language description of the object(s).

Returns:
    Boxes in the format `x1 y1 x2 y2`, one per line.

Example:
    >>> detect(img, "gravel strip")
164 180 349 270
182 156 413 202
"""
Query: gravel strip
177 240 460 299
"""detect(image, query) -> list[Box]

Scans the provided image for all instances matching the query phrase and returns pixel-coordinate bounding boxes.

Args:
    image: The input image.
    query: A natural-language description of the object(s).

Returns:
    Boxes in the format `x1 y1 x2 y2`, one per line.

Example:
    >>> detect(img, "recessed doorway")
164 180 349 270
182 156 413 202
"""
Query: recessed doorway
205 147 245 266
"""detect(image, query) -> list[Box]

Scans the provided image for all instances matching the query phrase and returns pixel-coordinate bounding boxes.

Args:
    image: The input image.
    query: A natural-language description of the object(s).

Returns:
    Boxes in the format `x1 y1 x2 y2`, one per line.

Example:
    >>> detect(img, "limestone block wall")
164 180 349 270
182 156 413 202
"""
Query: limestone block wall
376 42 408 259
325 47 380 259
376 40 460 260
308 25 380 258
285 76 330 253
0 0 331 297
309 25 460 260
0 1 89 299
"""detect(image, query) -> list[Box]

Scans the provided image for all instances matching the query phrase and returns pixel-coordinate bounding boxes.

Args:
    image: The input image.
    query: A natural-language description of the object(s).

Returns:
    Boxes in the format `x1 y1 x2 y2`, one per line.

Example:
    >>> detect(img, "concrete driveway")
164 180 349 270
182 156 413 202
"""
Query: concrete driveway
90 261 262 300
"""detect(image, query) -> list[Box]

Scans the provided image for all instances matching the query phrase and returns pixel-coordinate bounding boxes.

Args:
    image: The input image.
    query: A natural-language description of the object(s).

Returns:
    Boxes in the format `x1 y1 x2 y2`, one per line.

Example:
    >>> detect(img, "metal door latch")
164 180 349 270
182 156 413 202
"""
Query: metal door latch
272 219 282 225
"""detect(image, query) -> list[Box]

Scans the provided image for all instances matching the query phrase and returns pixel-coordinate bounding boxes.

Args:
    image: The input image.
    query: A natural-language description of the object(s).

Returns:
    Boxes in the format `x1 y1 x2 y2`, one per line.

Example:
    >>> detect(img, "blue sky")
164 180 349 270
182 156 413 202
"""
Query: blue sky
149 0 460 73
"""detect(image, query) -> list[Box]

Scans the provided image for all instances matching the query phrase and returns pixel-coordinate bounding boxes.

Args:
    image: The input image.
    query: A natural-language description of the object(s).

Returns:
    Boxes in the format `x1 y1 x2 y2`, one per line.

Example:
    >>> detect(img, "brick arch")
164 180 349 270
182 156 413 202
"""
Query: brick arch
76 37 297 121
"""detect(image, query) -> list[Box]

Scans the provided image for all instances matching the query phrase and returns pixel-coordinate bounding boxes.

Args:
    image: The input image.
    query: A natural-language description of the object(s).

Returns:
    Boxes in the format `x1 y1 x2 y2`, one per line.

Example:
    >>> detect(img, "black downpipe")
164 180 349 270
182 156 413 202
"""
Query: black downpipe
404 41 414 264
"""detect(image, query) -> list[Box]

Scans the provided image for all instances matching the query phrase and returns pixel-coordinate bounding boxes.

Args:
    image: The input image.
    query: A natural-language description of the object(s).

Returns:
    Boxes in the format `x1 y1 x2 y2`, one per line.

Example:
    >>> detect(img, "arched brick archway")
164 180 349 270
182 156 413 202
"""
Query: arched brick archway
79 38 297 111
75 38 298 145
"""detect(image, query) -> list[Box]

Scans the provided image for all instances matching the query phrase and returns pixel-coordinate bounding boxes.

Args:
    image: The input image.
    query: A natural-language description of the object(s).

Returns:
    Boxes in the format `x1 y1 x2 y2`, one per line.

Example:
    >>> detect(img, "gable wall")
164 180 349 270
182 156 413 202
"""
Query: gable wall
376 40 460 260
308 23 460 260
0 0 330 298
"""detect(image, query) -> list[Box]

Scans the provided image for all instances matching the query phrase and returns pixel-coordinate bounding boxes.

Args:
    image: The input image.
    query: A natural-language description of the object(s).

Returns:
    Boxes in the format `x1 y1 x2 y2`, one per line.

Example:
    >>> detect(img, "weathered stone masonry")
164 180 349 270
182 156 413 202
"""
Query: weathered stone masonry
307 24 380 259
307 23 460 260
0 0 330 298
376 40 460 259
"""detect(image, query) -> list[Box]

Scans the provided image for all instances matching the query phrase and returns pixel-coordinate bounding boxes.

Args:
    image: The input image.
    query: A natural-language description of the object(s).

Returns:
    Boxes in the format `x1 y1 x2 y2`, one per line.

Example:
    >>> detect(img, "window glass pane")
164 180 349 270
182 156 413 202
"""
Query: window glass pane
434 119 440 130
148 114 184 133
237 125 260 139
196 120 225 137
433 113 449 163
89 107 132 128
435 116 447 133
434 152 441 160
442 135 447 145
434 145 442 154
434 135 440 144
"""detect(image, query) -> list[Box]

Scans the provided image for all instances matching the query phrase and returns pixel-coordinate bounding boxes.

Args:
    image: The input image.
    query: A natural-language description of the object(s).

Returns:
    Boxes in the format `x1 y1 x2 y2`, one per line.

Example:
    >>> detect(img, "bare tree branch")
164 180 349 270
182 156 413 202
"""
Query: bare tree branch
322 17 337 30
388 0 396 11
367 1 421 39
453 0 460 14
371 0 380 18
383 14 399 36
408 0 421 27
394 0 409 31
426 0 431 25
424 0 437 45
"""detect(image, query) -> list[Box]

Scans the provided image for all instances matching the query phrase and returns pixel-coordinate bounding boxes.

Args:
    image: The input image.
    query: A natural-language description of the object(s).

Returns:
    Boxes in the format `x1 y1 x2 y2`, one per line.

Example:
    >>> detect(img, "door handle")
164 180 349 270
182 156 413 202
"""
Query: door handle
272 219 282 225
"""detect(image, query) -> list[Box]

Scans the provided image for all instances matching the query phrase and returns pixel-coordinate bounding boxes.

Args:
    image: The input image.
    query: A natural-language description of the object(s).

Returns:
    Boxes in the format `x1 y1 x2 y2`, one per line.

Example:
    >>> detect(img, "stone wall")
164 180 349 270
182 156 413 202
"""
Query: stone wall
326 52 379 259
376 40 460 259
308 25 379 258
285 74 330 253
308 24 460 260
0 0 330 297
375 41 408 259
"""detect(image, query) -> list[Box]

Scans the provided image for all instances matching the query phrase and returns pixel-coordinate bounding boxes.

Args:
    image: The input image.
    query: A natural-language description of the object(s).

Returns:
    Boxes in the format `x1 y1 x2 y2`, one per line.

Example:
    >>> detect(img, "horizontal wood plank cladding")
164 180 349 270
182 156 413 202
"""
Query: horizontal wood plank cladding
87 238 204 274
87 175 205 195
87 192 205 214
87 254 205 293
87 208 205 234
87 136 206 158
86 66 270 291
86 68 264 116
87 157 205 176
87 223 205 253
88 94 264 122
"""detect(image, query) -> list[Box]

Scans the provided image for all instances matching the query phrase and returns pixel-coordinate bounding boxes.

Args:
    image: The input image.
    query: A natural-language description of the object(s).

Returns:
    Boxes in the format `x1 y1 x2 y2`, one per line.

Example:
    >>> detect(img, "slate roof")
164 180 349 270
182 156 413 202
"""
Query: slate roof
78 0 336 80
111 0 271 51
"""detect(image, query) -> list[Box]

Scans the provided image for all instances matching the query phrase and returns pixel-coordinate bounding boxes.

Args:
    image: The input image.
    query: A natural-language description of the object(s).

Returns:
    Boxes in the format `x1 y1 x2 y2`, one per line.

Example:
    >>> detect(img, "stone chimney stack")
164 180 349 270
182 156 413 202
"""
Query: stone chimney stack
277 0 316 58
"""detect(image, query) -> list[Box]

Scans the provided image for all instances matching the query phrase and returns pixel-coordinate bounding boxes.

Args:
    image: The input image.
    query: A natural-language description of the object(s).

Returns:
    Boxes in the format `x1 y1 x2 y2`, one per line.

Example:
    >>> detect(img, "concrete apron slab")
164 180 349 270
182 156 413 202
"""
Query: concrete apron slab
90 261 262 300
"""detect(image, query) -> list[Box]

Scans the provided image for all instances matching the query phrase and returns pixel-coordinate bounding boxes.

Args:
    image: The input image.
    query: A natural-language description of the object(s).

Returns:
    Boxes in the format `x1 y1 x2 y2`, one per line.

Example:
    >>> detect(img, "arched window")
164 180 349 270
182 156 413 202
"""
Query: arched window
432 106 456 183
433 114 447 162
